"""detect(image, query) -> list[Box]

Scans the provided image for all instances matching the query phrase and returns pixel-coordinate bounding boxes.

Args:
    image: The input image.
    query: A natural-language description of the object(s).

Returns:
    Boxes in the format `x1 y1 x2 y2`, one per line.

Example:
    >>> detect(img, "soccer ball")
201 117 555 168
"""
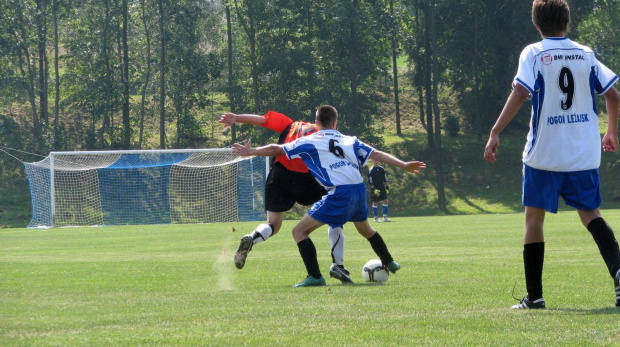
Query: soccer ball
362 259 389 282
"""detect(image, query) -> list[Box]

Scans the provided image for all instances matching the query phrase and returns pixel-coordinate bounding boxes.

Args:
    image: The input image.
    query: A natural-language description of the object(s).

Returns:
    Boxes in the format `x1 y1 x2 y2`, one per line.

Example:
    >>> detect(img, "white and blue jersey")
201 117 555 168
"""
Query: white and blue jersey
282 130 374 189
282 130 374 227
515 37 618 172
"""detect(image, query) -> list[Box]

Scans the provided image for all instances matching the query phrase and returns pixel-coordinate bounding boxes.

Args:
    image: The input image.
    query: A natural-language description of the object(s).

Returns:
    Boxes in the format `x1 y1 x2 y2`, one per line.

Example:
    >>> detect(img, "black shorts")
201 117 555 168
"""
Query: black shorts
265 162 327 212
370 188 388 202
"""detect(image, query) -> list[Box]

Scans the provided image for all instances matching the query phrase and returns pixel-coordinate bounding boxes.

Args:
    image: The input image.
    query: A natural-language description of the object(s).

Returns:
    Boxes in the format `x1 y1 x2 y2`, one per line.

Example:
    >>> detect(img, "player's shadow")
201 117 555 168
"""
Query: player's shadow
548 307 620 315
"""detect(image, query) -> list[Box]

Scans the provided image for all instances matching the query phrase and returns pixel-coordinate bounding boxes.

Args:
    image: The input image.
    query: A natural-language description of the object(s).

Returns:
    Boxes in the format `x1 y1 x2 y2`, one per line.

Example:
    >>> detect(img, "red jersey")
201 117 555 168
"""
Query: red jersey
260 110 318 173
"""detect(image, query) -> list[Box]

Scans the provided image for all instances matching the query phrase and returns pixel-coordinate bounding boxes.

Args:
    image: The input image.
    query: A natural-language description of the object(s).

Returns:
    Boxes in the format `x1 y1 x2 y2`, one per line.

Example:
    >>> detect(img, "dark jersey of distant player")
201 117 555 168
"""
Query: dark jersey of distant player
259 111 326 211
368 165 389 201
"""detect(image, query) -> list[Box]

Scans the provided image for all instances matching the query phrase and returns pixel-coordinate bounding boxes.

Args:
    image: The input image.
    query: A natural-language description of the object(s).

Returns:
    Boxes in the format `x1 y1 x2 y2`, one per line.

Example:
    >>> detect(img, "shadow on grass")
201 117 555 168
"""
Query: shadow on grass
548 307 620 315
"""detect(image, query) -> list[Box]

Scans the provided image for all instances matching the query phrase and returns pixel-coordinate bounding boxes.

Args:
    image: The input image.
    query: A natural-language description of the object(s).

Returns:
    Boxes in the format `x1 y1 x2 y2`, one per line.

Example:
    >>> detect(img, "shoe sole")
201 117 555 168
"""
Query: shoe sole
329 270 354 284
234 236 253 269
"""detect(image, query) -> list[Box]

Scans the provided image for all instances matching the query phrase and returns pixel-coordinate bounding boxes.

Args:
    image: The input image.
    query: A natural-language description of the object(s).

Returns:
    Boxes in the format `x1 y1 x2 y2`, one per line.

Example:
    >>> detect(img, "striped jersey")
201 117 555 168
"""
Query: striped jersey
514 37 618 172
282 130 374 188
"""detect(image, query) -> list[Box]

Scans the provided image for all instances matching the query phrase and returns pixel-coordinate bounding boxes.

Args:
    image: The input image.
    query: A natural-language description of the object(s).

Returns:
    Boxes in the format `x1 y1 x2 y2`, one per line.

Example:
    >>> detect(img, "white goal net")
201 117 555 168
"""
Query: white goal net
24 149 267 228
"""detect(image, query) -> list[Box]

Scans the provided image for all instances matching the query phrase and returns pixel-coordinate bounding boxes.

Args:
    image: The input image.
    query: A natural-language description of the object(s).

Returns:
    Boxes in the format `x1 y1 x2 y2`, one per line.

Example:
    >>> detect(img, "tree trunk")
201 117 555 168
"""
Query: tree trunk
101 0 112 147
423 1 434 149
390 0 401 136
158 0 166 149
304 0 316 119
225 5 236 142
121 0 130 148
36 0 48 135
233 0 260 111
13 26 41 145
52 0 60 145
349 0 359 123
138 0 152 149
429 1 446 211
474 8 482 142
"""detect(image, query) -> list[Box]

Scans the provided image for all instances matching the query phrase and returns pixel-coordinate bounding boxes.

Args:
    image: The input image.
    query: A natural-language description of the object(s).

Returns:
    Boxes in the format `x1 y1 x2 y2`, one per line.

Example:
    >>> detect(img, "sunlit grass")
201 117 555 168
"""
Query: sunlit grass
2 212 620 346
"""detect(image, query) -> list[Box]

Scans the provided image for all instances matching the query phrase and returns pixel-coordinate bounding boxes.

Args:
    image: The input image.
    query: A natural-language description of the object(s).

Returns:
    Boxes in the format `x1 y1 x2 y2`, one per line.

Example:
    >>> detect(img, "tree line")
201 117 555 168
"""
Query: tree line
0 0 617 211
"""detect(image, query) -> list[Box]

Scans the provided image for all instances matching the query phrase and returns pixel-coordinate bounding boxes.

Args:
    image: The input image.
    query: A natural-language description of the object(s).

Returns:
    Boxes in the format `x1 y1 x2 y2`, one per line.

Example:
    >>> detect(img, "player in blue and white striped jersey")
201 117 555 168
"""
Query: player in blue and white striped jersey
484 0 620 309
233 105 426 287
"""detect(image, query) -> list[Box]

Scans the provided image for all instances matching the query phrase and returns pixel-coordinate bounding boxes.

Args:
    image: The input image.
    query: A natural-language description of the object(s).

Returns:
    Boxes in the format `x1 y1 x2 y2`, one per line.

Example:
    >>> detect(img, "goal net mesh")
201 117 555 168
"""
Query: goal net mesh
24 150 267 228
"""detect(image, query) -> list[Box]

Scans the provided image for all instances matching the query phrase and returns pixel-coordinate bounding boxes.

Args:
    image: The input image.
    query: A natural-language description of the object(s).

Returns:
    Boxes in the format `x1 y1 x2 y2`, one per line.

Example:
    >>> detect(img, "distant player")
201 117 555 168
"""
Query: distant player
233 105 426 287
219 111 353 283
484 0 620 309
368 159 391 222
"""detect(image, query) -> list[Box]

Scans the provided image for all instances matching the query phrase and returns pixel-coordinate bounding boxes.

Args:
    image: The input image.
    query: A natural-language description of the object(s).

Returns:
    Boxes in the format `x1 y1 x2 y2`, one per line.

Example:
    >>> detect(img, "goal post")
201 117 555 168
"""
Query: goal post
24 148 268 228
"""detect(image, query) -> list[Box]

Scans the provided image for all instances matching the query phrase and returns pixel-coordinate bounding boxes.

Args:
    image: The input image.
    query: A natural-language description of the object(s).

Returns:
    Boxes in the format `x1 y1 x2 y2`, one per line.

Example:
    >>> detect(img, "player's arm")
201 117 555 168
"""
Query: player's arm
602 86 619 153
219 113 266 127
232 140 285 157
484 83 529 163
369 150 426 175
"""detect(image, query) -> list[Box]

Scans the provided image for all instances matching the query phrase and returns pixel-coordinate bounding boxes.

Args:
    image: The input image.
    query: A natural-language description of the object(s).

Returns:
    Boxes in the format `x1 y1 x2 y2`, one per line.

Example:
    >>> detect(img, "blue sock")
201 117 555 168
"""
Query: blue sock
372 206 378 218
382 205 388 218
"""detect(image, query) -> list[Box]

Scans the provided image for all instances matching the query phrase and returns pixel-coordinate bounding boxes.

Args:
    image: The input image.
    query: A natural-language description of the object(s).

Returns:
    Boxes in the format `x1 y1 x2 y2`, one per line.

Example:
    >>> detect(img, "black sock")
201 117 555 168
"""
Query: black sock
297 238 322 279
523 242 544 300
367 232 394 265
587 217 620 278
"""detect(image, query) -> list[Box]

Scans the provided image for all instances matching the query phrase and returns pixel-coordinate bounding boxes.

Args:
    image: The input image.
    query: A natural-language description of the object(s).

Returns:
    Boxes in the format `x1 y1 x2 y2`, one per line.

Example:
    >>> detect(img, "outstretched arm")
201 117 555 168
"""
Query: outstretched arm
602 86 619 153
369 150 426 175
219 113 266 127
484 83 529 163
232 140 285 157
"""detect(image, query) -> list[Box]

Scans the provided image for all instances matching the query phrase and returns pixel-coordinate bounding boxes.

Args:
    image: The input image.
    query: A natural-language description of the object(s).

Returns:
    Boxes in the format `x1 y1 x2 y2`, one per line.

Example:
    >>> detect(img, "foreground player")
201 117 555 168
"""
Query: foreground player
233 105 426 287
219 111 352 283
484 0 620 309
368 159 391 222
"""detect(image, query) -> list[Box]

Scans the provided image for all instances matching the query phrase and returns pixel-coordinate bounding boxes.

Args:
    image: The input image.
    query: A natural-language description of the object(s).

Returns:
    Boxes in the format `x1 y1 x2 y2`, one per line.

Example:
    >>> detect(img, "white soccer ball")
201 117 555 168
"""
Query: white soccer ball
362 259 389 282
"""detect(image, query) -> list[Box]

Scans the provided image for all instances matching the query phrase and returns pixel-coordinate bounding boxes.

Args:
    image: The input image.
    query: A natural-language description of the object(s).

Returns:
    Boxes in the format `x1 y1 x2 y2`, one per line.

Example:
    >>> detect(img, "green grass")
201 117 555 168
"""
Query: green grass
3 212 620 346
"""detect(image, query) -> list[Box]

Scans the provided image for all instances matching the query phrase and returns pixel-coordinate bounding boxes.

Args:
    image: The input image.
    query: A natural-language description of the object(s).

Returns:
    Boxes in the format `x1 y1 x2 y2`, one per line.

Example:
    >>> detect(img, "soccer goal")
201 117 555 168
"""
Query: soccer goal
24 149 268 228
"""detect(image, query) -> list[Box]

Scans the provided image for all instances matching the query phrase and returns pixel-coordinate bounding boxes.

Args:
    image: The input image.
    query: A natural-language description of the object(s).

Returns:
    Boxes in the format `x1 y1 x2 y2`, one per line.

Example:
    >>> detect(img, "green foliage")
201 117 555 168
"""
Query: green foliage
577 0 620 74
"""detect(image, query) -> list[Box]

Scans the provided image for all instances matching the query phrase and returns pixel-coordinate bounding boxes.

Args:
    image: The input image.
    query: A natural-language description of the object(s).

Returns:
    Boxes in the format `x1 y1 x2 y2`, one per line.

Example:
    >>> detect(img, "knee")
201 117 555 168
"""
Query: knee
292 227 307 241
268 220 283 235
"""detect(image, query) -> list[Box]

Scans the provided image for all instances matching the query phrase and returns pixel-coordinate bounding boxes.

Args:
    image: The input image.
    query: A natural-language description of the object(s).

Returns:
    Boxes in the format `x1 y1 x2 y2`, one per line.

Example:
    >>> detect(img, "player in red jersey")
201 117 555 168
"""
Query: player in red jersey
219 111 353 283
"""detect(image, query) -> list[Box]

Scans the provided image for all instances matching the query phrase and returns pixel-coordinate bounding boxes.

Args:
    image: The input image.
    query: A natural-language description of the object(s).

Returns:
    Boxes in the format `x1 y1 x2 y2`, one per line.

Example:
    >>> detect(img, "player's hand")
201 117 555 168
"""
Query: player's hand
385 188 389 194
219 113 237 127
232 140 252 156
484 134 500 163
602 133 619 152
373 189 380 197
403 161 426 174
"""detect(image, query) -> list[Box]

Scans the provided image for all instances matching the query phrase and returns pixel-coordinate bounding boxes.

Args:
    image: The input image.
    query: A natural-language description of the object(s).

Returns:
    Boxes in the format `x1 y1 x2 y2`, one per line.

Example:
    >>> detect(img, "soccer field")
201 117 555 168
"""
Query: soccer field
2 211 620 346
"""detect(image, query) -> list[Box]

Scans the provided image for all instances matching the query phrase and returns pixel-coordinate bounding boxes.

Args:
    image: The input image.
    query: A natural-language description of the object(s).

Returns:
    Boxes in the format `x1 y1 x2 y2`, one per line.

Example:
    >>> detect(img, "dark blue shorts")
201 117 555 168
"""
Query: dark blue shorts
522 164 601 213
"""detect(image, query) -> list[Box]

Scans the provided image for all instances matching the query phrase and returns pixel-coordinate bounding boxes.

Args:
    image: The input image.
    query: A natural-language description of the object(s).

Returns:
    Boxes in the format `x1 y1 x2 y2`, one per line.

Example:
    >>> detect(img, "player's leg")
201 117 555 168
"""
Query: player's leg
514 165 561 309
234 163 296 269
328 226 353 283
382 198 390 222
254 211 284 243
566 169 620 306
579 208 620 307
292 213 326 287
372 201 380 222
353 220 400 273
233 211 285 270
513 206 546 309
